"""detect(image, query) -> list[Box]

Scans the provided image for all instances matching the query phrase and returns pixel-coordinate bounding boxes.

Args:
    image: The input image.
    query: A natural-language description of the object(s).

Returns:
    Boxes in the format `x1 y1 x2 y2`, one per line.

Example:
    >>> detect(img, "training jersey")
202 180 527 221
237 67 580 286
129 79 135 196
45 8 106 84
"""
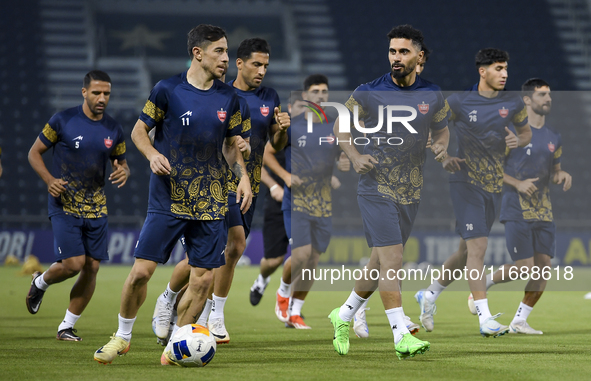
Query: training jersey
346 72 449 205
282 113 340 217
139 72 243 220
38 105 126 218
447 84 528 193
500 124 562 222
226 80 281 196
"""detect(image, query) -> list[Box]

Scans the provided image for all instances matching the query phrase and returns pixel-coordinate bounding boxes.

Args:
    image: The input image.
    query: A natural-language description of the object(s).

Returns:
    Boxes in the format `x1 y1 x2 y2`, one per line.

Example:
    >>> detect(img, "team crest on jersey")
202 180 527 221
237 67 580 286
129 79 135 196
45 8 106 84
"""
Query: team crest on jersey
548 142 555 152
104 137 113 148
260 105 269 117
418 102 429 115
217 108 227 122
498 107 509 118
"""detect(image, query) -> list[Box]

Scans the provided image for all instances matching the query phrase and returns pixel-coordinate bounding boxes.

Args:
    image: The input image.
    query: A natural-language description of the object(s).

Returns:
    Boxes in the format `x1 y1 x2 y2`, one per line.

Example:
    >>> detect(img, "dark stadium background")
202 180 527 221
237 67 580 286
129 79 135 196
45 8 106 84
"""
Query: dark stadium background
1 0 589 267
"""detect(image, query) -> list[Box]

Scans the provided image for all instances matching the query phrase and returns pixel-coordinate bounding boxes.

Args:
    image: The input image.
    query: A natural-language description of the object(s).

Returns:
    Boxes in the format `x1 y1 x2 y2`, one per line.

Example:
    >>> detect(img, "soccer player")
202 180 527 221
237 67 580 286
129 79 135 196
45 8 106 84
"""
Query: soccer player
328 25 450 359
26 70 129 341
353 42 431 339
93 24 252 364
249 92 307 306
151 37 290 344
416 48 532 337
466 78 571 334
274 74 351 329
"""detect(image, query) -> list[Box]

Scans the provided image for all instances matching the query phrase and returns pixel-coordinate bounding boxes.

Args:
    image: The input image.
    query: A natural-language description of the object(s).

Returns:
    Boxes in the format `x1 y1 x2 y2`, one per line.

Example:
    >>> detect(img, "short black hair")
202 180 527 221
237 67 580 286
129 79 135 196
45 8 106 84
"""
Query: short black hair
237 38 270 61
303 74 328 91
187 24 227 58
387 24 424 51
83 70 111 88
475 48 509 67
522 78 550 98
421 43 431 63
290 90 304 104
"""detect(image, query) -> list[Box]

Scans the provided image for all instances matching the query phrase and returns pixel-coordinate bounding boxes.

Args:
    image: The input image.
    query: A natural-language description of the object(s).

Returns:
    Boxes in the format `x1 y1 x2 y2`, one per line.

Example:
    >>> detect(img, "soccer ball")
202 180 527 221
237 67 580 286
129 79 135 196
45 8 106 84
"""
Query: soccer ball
165 324 216 367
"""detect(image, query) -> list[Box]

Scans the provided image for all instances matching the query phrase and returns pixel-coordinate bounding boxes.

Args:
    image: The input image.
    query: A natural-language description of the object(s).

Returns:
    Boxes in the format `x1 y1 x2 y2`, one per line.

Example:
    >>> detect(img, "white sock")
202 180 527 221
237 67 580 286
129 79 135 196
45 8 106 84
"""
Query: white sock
512 302 533 324
58 309 80 331
486 273 495 290
278 278 291 298
257 274 270 287
208 294 227 321
425 281 446 302
163 283 179 304
359 298 369 311
115 314 136 342
290 298 305 317
170 324 180 342
338 290 367 322
197 299 213 326
35 272 49 291
385 307 410 344
474 298 492 324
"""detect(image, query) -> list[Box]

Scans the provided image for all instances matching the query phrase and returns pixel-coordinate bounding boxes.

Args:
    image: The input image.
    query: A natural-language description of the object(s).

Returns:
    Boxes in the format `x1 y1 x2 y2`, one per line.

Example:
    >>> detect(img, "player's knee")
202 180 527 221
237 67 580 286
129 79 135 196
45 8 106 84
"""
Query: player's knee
226 239 246 260
82 257 100 275
129 266 153 286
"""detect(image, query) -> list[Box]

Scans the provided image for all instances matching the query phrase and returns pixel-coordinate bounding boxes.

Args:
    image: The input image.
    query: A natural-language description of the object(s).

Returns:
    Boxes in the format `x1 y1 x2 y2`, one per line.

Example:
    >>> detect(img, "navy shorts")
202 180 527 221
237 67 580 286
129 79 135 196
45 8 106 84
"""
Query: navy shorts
283 209 332 252
226 193 257 239
357 194 419 247
504 220 556 261
450 182 501 240
263 196 289 259
50 213 109 261
134 212 227 268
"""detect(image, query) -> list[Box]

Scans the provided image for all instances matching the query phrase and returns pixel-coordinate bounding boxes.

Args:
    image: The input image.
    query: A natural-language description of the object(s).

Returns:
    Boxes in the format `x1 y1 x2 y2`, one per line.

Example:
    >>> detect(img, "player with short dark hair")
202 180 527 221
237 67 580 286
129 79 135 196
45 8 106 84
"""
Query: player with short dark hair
150 37 290 345
417 48 532 338
249 91 306 307
94 24 252 364
273 74 351 329
466 78 571 334
328 25 449 359
26 70 129 342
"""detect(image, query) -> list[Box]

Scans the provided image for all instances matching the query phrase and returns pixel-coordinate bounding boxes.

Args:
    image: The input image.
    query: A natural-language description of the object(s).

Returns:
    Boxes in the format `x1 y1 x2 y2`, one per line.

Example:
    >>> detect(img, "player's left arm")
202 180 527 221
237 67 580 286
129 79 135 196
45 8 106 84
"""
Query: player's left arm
508 124 532 148
109 158 130 188
552 163 572 191
237 136 251 161
270 107 291 151
223 135 252 213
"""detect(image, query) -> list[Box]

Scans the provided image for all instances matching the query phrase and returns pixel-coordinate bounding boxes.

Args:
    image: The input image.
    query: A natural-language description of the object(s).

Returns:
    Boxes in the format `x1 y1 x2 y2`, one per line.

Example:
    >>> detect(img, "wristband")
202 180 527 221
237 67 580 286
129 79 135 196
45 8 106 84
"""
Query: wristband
270 184 279 192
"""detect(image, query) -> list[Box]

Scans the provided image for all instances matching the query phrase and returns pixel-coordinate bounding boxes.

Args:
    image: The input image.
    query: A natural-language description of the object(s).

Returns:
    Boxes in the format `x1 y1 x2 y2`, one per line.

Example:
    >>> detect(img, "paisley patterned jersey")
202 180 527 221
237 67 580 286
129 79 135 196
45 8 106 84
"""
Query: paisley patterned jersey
39 105 126 218
347 73 450 205
282 114 340 217
447 84 528 193
139 72 243 220
500 124 561 222
226 81 281 196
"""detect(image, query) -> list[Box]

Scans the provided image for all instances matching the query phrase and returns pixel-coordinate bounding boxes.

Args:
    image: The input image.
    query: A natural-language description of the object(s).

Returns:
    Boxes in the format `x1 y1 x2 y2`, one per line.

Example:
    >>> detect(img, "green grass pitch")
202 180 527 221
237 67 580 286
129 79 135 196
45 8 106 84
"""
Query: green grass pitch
1 265 590 380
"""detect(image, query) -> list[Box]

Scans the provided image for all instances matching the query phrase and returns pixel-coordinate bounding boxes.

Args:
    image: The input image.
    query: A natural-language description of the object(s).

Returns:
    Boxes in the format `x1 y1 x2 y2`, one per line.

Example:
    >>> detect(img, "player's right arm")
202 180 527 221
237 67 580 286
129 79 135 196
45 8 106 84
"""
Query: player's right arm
263 140 292 188
28 137 67 197
131 119 170 175
333 116 377 174
503 173 539 197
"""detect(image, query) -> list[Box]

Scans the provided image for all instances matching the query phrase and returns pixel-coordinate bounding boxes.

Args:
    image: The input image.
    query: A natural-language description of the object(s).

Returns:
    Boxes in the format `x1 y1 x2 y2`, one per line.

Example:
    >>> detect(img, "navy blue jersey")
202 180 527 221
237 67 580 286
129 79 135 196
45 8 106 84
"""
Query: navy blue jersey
227 80 281 195
500 124 562 222
345 73 449 204
282 114 340 217
139 72 242 220
39 105 126 218
447 84 528 193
